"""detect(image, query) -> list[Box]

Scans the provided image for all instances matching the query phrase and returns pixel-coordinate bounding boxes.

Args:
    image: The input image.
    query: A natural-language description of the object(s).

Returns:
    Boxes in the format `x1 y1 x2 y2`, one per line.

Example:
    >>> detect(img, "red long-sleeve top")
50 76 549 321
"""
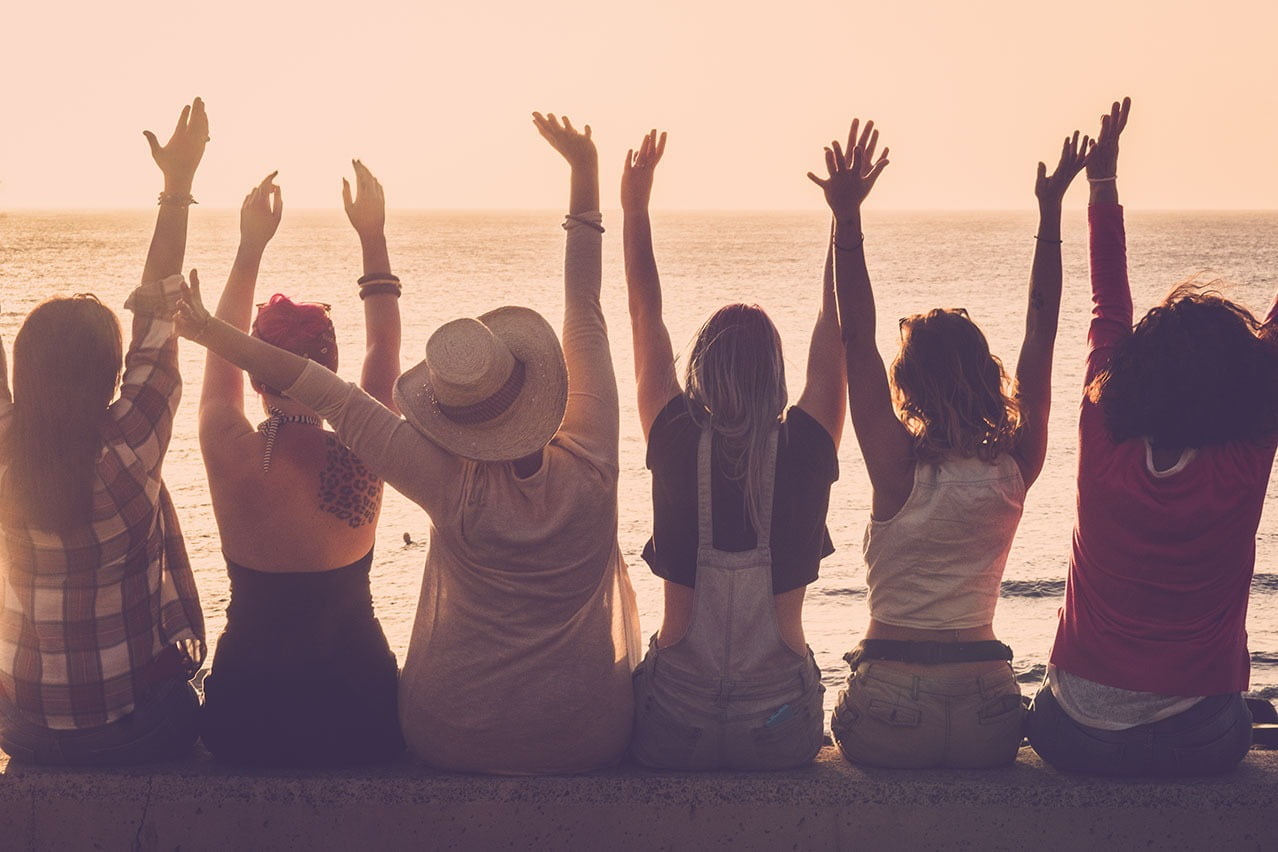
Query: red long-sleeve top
1050 203 1278 695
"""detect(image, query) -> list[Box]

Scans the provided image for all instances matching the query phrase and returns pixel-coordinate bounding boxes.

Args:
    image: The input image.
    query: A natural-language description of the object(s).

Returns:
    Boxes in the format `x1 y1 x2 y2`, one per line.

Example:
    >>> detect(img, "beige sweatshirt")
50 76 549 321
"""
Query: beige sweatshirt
284 213 641 773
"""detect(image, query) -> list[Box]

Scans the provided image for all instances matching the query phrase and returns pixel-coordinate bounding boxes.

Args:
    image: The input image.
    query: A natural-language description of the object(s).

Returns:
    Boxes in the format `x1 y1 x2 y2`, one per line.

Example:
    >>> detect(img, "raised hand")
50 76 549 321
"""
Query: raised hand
621 129 667 211
1087 97 1131 180
240 172 283 253
532 112 598 170
175 269 212 341
143 98 209 190
342 160 386 241
807 119 890 222
1035 131 1091 206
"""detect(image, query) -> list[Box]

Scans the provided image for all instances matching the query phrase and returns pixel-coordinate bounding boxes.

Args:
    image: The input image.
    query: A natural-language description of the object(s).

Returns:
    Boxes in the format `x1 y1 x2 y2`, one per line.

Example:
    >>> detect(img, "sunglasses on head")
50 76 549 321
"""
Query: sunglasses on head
899 307 969 336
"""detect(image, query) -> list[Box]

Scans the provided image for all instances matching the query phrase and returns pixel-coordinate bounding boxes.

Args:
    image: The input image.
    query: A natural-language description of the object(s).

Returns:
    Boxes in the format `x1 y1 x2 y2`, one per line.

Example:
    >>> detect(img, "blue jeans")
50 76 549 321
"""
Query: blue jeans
1026 683 1252 777
0 677 200 766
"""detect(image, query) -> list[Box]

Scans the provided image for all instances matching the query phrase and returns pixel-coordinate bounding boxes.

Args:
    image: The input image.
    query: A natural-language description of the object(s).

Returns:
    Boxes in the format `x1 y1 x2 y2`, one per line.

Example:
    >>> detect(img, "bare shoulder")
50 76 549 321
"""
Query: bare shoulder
318 435 382 528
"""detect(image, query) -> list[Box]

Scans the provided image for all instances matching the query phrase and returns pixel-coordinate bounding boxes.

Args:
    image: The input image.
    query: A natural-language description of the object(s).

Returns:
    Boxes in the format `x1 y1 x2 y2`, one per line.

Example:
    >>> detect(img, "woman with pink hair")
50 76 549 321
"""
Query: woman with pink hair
196 164 405 766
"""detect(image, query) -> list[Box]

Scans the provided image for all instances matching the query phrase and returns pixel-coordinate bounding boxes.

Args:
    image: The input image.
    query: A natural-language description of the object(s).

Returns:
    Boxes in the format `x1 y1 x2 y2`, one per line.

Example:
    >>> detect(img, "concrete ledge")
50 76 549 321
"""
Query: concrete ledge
3 747 1277 850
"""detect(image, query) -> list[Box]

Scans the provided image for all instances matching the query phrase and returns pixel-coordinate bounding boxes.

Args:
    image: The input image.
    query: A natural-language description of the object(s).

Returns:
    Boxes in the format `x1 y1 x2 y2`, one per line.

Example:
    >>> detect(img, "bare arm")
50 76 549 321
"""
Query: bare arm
200 174 282 445
794 222 847 448
176 270 458 508
621 129 681 439
533 112 619 465
809 120 914 518
344 161 402 412
140 98 208 285
1012 131 1090 487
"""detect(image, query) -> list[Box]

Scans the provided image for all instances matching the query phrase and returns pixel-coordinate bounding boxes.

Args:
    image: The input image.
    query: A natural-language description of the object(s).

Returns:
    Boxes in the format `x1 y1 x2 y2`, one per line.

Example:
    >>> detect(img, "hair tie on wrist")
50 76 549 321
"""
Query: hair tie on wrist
563 213 605 234
834 234 865 252
1033 235 1063 243
1087 175 1118 183
157 192 197 207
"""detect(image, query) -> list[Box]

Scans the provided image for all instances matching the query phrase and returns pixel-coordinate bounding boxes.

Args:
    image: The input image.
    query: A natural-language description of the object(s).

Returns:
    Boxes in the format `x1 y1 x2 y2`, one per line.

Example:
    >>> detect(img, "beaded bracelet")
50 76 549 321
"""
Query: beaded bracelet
563 213 605 234
157 192 197 207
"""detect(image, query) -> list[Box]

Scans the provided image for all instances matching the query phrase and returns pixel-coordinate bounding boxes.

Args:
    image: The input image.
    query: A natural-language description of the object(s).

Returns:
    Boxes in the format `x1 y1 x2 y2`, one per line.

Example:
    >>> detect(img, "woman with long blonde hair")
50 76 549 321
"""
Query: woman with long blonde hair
623 130 846 769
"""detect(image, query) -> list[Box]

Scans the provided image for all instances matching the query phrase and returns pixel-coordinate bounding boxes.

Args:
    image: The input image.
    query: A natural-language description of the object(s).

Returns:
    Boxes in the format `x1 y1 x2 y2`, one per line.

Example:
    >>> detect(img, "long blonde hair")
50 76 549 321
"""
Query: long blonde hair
685 304 786 535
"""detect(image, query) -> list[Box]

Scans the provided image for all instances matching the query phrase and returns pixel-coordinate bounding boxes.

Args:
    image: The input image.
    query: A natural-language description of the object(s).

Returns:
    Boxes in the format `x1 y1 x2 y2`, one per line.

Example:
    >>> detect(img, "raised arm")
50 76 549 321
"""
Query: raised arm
115 99 208 462
808 120 913 517
793 222 847 448
176 273 459 513
621 129 681 439
1084 98 1134 384
140 98 208 286
200 173 282 444
532 112 619 465
1012 131 1090 487
344 160 402 412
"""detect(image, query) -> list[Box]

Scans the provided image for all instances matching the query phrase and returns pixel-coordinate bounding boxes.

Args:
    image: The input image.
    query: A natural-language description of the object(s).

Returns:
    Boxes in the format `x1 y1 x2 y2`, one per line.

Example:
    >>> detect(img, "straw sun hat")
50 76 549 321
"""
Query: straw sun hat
393 306 568 462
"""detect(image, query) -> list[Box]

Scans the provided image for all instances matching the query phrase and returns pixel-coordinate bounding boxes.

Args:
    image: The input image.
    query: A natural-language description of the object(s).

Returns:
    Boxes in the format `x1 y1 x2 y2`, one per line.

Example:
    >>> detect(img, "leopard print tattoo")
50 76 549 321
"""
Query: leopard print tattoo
318 435 381 528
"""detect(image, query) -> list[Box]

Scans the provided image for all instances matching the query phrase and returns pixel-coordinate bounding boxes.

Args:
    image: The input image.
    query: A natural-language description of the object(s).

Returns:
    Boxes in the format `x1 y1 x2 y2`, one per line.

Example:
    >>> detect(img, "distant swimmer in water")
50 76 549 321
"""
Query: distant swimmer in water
175 112 641 775
1026 97 1278 777
622 129 845 770
811 115 1090 769
196 162 404 767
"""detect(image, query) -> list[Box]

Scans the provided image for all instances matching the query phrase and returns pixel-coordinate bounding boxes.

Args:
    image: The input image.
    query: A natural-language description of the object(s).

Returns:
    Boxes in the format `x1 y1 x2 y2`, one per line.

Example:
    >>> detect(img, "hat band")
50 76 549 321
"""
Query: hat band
435 359 527 425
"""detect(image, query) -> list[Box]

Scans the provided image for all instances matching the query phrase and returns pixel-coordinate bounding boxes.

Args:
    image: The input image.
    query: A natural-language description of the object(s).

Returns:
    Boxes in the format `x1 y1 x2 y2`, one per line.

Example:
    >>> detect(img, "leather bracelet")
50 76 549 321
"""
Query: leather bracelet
359 282 402 300
358 272 400 286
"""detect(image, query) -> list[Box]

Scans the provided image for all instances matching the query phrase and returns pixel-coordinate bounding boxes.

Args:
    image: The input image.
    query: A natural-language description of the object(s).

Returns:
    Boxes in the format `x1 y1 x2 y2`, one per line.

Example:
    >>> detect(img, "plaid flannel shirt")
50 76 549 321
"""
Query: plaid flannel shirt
0 275 205 730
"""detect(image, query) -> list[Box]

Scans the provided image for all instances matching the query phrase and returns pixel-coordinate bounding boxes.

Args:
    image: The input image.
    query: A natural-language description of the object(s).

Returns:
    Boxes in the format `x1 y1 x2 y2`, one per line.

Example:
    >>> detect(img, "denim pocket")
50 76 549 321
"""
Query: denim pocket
977 694 1025 727
750 696 823 769
631 694 703 770
867 699 922 728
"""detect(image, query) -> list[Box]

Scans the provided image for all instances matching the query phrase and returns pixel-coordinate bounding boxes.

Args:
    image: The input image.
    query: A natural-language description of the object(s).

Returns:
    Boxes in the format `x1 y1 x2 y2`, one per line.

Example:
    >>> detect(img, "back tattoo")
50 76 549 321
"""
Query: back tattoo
318 436 381 528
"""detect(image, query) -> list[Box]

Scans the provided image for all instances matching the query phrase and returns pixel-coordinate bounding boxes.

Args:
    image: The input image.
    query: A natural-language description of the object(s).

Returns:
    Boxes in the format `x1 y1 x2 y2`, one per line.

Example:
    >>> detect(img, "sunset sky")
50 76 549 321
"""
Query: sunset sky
3 1 1275 210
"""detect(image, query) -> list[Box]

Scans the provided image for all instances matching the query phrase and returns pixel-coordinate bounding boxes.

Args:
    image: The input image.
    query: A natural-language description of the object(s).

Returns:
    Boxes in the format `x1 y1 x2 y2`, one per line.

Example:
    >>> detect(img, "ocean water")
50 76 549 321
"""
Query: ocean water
2 208 1277 719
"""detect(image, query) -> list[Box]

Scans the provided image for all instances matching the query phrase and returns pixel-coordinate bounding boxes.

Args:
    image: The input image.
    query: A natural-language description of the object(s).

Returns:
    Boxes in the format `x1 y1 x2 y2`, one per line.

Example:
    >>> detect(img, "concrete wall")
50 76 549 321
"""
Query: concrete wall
2 747 1277 850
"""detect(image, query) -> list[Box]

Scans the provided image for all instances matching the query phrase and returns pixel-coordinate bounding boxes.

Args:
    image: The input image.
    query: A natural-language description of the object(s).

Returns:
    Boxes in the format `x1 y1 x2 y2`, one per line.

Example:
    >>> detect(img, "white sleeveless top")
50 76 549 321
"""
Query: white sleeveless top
864 454 1025 630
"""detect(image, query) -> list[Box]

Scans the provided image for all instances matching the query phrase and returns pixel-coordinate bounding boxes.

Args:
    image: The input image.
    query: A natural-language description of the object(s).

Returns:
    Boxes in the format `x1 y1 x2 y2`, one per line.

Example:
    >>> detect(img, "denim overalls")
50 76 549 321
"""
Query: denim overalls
631 426 825 769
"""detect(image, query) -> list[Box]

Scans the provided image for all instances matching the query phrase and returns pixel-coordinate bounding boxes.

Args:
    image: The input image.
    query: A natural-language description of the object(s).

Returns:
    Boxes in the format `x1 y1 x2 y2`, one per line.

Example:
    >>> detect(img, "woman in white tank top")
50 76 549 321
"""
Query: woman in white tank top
807 117 1090 768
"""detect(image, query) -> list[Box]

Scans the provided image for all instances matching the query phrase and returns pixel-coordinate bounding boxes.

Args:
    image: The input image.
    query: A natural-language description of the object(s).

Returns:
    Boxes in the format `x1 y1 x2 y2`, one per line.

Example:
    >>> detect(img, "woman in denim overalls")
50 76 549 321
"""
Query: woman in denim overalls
621 130 847 769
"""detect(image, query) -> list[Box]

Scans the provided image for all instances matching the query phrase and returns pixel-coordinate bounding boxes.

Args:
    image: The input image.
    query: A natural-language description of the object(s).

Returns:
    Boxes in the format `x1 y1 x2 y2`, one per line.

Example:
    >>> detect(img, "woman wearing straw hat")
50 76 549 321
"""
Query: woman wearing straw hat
173 112 642 774
620 129 846 769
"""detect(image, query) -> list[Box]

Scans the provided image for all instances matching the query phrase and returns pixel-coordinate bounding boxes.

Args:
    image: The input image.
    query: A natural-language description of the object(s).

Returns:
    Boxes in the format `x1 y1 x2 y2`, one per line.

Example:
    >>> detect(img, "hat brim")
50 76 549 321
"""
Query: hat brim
394 306 568 462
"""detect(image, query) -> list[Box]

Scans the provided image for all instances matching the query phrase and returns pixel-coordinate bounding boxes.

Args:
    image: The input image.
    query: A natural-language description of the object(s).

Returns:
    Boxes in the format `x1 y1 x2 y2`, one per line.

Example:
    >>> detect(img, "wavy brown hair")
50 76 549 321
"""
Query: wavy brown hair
891 308 1020 462
3 296 123 530
1089 284 1278 447
685 304 787 535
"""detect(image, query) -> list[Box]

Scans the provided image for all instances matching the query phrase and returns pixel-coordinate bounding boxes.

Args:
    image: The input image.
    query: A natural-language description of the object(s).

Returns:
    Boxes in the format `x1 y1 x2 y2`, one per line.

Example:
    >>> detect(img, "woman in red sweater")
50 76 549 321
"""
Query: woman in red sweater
1027 97 1278 776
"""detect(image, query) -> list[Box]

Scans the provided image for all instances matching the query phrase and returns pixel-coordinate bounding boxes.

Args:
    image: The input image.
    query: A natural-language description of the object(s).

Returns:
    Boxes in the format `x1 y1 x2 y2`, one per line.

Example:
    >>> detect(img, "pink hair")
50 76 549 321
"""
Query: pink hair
250 294 338 395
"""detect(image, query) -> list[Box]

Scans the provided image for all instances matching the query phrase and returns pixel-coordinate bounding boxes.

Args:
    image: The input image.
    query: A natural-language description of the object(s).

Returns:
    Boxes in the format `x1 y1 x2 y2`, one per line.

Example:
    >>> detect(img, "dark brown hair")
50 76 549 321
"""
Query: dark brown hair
4 296 123 529
1089 284 1278 447
892 308 1020 461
